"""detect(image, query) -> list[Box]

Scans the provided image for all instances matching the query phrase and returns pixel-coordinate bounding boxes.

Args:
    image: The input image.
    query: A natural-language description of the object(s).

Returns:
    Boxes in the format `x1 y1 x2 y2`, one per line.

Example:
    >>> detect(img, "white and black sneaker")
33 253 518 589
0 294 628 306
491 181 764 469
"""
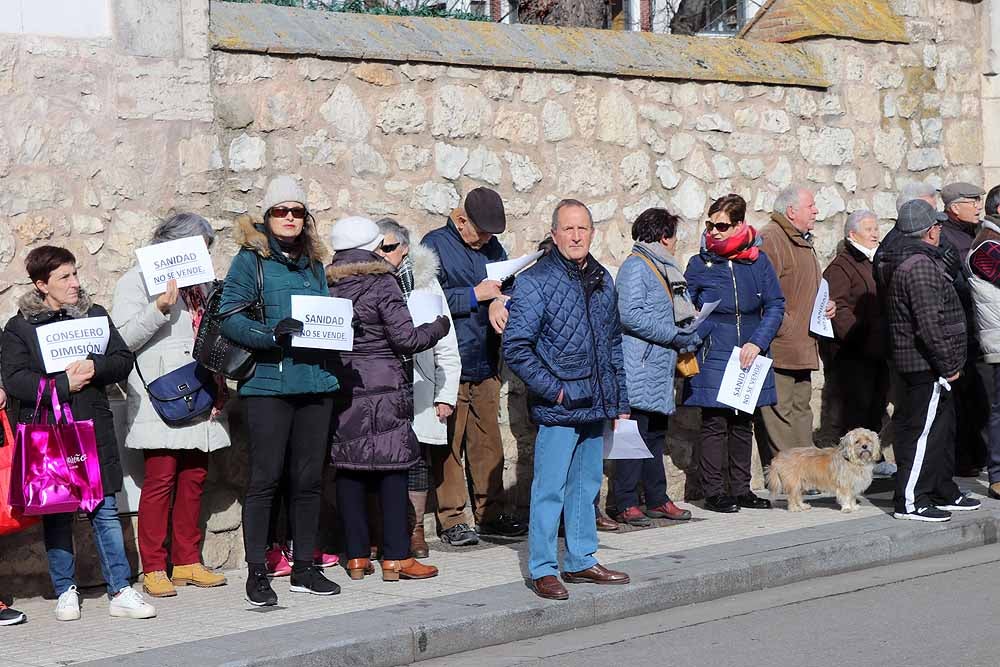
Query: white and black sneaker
0 602 25 626
289 566 340 596
440 523 480 546
937 494 981 512
893 506 952 522
246 565 278 607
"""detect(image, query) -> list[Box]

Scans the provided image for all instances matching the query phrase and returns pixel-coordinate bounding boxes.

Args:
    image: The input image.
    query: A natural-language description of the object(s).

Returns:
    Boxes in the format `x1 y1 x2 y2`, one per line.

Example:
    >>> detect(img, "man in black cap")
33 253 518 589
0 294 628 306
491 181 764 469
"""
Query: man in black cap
421 187 527 547
876 199 982 522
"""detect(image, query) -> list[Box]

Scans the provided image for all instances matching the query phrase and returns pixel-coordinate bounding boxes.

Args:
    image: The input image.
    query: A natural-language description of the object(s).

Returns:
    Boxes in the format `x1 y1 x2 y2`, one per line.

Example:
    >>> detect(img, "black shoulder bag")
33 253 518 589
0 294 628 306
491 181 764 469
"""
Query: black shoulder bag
193 254 265 382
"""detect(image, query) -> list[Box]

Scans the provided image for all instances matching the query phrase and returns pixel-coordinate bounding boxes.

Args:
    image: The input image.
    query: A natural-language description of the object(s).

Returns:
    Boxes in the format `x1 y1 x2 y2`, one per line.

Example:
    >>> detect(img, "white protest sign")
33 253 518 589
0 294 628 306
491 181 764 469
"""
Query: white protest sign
716 347 773 414
602 419 653 460
290 295 354 351
37 316 111 374
135 236 215 296
407 289 446 327
809 278 834 338
681 300 720 334
485 251 544 282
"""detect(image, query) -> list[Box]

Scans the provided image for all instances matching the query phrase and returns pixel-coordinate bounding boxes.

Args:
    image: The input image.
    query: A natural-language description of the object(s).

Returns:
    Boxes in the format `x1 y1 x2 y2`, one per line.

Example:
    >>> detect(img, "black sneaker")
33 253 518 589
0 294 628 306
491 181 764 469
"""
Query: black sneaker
893 506 952 522
290 566 341 596
0 603 25 626
440 523 480 546
477 513 529 537
936 494 981 512
246 565 278 606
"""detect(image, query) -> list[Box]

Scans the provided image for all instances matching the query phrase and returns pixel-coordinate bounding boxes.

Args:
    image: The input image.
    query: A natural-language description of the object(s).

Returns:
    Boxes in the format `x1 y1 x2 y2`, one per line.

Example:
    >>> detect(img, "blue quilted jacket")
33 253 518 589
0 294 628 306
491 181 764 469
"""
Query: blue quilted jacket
681 246 785 409
503 250 628 426
618 244 700 416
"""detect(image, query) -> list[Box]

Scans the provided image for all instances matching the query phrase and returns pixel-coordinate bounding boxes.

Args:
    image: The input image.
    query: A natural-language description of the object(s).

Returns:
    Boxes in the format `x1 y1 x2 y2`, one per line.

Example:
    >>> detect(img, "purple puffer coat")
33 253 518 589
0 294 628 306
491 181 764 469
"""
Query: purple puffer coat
326 249 450 471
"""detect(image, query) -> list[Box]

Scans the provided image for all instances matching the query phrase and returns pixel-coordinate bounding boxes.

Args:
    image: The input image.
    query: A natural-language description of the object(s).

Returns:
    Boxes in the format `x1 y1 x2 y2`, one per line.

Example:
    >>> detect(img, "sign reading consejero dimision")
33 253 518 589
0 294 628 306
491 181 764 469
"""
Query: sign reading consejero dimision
36 316 111 374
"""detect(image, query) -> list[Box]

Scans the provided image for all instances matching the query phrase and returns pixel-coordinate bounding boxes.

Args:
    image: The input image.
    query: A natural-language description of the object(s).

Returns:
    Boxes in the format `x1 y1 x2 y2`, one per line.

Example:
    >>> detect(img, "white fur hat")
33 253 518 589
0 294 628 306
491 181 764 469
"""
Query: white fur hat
329 216 384 252
262 175 308 214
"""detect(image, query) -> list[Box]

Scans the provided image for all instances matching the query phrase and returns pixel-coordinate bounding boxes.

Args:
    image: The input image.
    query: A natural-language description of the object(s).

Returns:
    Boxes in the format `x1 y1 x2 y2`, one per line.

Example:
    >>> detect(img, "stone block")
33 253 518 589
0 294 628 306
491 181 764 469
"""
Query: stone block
114 0 183 58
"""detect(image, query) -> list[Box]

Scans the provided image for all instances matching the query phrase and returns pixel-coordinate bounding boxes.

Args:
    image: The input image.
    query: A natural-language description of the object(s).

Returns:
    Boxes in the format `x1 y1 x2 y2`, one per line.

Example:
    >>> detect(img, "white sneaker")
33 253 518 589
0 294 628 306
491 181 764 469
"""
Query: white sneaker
55 586 81 622
109 586 156 619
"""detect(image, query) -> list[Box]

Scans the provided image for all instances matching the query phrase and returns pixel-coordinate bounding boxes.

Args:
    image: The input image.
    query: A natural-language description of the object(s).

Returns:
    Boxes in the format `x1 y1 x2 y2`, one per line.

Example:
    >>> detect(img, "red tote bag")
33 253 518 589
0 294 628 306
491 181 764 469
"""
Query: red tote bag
0 409 40 536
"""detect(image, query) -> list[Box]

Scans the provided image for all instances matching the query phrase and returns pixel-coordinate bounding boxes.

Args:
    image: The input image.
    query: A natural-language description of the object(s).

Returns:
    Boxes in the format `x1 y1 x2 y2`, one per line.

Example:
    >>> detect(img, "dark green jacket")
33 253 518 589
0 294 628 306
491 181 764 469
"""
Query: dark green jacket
220 217 340 397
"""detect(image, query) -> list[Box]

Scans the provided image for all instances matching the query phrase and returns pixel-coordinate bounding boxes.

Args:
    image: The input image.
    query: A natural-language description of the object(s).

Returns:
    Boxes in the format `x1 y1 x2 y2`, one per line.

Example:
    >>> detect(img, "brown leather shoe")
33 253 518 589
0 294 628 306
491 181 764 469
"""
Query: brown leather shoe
596 513 620 532
381 558 438 581
410 525 430 559
562 563 630 585
346 558 375 580
532 575 569 600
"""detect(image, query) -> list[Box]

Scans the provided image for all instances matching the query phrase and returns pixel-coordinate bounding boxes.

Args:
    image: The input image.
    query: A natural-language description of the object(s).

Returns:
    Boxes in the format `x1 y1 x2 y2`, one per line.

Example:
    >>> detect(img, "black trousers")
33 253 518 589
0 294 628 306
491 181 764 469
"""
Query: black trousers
242 395 333 567
953 362 988 472
699 408 753 498
613 410 669 510
337 470 409 561
894 372 962 514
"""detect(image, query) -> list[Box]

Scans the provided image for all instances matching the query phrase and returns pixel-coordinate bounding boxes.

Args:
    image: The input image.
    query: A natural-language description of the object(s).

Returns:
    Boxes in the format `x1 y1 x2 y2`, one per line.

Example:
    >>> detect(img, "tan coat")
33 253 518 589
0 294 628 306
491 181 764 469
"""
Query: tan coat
759 213 822 371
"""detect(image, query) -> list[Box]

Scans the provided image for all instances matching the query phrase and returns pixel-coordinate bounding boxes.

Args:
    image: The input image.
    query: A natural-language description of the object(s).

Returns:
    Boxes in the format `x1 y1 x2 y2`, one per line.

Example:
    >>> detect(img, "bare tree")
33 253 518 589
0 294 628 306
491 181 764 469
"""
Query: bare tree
517 0 608 29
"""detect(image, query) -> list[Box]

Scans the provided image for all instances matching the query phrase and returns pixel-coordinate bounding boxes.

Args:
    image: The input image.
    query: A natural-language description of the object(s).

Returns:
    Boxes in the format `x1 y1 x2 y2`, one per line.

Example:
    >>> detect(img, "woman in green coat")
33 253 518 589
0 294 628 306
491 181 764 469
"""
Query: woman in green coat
220 176 340 607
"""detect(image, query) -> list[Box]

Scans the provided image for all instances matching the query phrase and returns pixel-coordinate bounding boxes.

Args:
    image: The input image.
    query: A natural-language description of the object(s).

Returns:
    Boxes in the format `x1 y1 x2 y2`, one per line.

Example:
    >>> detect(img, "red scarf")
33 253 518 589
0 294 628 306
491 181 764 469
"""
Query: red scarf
181 286 230 412
705 223 760 261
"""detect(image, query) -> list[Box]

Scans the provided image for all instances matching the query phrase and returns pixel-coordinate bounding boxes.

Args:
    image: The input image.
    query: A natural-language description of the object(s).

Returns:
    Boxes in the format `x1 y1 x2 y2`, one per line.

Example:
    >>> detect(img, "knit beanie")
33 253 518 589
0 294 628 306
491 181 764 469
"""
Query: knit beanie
262 175 308 214
330 216 384 252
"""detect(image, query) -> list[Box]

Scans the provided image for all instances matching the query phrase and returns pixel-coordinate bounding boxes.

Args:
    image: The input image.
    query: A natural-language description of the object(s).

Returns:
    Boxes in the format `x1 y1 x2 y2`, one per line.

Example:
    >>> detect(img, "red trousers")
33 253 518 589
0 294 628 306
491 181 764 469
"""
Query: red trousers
137 449 209 572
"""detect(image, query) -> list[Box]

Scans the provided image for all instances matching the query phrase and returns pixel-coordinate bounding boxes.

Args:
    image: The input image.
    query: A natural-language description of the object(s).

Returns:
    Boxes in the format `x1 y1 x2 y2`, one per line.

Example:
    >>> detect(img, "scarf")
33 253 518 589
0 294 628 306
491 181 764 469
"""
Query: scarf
181 285 229 412
705 223 760 261
395 255 416 377
848 239 877 262
635 242 697 324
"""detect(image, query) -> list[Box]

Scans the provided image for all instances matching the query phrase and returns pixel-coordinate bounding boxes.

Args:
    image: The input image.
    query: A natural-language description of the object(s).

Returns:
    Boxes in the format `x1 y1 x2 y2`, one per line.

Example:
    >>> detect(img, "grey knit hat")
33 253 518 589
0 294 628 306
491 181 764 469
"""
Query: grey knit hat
262 175 307 214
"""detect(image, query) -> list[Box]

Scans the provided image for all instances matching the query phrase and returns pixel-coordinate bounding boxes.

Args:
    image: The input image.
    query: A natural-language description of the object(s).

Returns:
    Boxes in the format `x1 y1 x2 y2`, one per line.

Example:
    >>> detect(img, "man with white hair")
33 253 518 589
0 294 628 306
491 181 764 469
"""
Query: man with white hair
756 186 835 467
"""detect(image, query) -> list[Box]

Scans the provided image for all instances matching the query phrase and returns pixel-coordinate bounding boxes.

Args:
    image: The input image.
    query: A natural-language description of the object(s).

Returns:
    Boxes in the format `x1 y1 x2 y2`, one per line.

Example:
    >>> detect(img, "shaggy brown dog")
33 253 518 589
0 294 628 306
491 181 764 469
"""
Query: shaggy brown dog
767 428 881 513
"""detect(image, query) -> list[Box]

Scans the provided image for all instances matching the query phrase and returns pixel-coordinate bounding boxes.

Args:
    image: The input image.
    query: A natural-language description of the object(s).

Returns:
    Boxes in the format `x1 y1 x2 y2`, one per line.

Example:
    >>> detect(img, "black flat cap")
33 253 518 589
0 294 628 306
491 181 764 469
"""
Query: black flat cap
896 199 941 234
464 187 506 234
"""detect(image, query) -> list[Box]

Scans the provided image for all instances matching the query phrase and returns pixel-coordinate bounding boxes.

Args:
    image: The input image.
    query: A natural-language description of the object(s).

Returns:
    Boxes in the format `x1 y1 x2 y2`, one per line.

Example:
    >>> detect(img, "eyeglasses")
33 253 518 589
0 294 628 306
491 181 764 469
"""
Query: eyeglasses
271 206 307 220
380 242 402 253
705 221 737 232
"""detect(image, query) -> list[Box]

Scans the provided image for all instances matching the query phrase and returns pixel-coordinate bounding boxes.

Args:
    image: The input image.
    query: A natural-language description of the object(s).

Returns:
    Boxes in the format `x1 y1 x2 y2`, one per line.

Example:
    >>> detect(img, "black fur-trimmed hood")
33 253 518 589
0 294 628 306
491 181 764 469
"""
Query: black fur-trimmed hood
18 288 95 323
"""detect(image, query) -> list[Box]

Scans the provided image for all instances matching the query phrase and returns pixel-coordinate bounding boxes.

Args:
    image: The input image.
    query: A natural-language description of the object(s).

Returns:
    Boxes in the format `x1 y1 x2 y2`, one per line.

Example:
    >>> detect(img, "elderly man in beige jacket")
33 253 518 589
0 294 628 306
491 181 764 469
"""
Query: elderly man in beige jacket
756 186 836 468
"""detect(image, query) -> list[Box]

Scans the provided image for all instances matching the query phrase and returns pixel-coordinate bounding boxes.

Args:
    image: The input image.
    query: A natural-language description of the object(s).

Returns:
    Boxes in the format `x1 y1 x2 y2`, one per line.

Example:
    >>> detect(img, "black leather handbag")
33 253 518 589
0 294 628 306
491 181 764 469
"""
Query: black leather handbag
193 254 264 382
134 360 216 426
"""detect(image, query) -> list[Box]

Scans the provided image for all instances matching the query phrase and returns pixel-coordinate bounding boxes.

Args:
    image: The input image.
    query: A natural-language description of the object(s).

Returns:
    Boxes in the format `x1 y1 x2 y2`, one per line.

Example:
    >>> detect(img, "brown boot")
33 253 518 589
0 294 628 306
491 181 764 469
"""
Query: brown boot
380 558 438 581
345 558 375 580
409 491 430 559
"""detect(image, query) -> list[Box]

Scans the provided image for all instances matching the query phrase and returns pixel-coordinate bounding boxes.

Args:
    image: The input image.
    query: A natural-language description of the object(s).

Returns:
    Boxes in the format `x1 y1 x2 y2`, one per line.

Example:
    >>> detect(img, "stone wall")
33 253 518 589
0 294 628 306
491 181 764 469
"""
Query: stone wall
0 0 986 594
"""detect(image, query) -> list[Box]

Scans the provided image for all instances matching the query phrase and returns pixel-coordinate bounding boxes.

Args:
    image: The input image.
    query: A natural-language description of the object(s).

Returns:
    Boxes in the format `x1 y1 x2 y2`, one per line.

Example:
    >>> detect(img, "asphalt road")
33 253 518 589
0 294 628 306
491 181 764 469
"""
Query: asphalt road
422 543 1000 667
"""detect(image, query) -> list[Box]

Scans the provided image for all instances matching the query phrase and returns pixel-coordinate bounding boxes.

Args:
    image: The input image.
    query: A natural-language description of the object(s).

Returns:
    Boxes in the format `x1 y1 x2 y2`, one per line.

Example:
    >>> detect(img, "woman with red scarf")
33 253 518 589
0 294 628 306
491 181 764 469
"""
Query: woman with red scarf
682 195 785 514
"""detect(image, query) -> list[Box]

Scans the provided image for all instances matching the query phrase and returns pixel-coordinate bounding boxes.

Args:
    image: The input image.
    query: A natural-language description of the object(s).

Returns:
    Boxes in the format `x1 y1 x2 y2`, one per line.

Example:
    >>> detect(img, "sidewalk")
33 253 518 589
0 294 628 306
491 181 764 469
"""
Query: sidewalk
4 477 998 667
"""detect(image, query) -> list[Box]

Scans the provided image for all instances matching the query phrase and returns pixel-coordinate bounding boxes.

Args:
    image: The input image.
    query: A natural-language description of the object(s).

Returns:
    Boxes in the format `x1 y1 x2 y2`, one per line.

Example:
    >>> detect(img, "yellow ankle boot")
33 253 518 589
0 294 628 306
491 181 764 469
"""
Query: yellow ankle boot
142 570 177 598
171 563 227 588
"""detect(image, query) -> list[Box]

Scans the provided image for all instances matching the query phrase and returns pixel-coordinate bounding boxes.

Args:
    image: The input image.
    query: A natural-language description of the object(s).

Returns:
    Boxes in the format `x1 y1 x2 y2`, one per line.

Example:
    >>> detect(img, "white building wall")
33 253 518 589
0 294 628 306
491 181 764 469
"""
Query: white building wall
0 0 111 38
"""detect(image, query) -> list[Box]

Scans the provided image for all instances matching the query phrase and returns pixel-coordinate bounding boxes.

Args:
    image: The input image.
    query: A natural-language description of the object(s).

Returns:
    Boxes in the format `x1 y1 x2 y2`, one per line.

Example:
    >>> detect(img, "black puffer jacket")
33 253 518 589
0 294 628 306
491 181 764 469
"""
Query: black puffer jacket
877 238 967 378
1 289 134 494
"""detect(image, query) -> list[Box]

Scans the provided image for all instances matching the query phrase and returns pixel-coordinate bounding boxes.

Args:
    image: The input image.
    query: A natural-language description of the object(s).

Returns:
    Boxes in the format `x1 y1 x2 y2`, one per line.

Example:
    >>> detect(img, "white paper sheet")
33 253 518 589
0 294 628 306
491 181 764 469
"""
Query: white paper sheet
407 290 446 327
290 295 354 351
135 236 215 295
716 346 774 414
602 419 654 460
485 251 544 282
809 278 834 338
681 300 720 334
37 316 111 374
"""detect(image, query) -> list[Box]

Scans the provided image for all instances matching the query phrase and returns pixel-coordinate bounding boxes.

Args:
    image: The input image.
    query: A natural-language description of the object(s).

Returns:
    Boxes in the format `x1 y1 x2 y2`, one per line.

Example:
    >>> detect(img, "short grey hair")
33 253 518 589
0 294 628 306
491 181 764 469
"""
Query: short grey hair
151 213 214 245
375 217 410 246
896 181 937 213
844 210 877 239
551 199 594 232
773 185 809 217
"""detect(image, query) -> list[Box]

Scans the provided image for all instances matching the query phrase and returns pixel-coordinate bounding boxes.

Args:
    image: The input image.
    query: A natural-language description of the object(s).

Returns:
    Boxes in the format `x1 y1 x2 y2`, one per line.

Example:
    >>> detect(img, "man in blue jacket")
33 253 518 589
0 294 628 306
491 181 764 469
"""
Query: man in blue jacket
422 187 527 546
503 199 631 601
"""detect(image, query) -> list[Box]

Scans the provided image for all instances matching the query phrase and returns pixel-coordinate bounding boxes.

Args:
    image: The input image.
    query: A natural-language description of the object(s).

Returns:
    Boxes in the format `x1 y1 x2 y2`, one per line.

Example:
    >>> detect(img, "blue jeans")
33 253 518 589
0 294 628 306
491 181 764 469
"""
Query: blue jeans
43 495 132 597
528 422 603 579
989 365 1000 484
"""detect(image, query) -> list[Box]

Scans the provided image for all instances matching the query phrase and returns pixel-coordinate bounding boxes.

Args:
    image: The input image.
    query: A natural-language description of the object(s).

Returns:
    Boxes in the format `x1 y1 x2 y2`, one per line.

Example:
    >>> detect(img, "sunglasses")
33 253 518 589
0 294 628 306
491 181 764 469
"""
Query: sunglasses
705 220 738 232
271 206 307 220
380 242 402 253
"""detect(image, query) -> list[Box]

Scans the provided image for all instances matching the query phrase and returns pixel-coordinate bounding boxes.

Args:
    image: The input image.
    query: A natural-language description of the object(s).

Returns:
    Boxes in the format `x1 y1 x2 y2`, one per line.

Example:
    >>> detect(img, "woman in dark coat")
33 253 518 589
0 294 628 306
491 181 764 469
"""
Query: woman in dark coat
683 195 785 514
1 245 155 620
326 216 450 582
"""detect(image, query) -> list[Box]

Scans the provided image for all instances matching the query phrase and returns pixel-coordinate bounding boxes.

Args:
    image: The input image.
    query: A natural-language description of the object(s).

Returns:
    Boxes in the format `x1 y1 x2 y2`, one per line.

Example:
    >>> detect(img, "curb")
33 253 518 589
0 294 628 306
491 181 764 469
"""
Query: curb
80 511 1000 667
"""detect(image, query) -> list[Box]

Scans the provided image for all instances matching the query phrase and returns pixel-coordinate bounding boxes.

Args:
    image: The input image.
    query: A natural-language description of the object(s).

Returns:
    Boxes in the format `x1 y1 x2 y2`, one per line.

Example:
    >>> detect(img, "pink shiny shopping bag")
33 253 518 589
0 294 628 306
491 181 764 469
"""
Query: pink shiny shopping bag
10 379 103 516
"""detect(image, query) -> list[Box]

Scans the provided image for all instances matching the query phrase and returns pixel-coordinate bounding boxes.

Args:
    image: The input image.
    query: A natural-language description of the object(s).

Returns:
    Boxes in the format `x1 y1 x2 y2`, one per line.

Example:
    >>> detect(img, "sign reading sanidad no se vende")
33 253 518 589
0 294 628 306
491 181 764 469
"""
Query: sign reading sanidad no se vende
135 236 216 296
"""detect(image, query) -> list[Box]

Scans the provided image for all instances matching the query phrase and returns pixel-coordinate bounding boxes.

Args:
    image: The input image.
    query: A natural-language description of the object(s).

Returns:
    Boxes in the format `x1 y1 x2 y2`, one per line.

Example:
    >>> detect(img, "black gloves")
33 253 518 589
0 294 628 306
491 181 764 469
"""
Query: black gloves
273 317 304 341
431 315 451 337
